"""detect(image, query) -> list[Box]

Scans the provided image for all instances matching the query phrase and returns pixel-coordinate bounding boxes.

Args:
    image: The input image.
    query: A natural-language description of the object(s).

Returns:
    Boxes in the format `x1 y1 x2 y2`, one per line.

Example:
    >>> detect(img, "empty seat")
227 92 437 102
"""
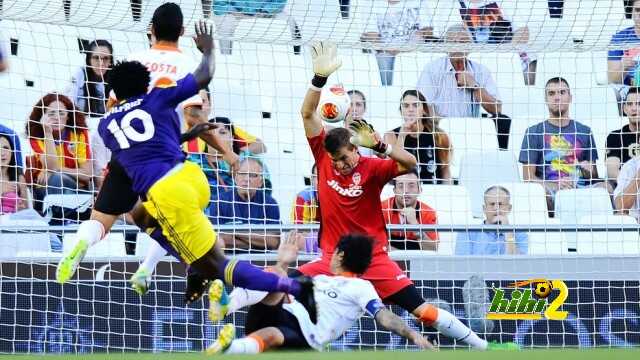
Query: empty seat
420 185 473 225
527 219 569 255
459 151 520 217
576 215 640 255
439 117 499 178
0 217 52 256
555 188 614 223
497 182 549 224
64 232 127 258
42 194 93 223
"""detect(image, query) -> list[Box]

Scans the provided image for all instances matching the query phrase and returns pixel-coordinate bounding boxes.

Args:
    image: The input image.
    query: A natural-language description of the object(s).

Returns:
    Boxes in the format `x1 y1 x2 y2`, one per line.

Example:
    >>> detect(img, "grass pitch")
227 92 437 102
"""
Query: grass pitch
2 349 639 360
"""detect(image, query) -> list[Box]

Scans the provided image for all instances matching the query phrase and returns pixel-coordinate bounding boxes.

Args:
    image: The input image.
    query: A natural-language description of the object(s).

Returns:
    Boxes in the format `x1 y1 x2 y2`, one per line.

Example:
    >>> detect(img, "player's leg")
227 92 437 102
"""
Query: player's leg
56 162 137 283
143 162 317 320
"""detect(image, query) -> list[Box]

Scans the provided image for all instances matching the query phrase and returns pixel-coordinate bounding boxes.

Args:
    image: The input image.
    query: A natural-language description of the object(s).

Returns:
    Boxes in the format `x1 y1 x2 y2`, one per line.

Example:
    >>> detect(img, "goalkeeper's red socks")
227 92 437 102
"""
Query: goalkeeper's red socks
221 259 301 297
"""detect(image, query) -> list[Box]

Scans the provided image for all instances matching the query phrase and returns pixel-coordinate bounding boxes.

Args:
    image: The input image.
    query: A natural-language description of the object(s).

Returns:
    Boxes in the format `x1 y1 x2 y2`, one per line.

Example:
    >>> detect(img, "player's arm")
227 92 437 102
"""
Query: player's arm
301 41 342 138
183 107 240 168
350 120 417 172
191 21 216 89
374 308 434 350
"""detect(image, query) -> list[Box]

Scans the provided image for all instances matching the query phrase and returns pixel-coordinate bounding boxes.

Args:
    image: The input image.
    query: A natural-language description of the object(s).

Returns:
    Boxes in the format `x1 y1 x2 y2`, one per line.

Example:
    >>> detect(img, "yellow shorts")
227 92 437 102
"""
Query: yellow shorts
143 161 216 264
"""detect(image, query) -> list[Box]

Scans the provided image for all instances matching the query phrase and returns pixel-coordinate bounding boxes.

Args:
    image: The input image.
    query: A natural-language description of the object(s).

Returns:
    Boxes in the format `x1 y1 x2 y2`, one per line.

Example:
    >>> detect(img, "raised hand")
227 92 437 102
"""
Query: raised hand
310 41 342 77
193 20 214 54
349 119 381 150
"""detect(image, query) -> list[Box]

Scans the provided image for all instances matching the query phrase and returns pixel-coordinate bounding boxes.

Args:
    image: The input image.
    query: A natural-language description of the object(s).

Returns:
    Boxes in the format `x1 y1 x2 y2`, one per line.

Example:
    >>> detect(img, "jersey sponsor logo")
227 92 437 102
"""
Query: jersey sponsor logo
144 62 178 75
628 143 640 158
395 274 407 280
326 179 363 197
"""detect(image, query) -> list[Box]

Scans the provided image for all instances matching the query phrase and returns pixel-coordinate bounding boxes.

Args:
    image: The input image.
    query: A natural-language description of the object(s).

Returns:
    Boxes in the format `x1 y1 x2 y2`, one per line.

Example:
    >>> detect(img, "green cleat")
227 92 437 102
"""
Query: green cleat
208 279 229 322
206 323 235 355
487 341 520 351
129 267 152 295
56 239 89 284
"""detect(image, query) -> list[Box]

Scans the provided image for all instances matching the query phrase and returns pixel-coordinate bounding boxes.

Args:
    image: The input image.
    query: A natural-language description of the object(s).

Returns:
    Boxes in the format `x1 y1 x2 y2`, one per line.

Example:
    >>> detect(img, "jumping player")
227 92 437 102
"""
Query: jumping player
206 233 434 354
280 41 514 350
56 2 234 300
70 21 318 323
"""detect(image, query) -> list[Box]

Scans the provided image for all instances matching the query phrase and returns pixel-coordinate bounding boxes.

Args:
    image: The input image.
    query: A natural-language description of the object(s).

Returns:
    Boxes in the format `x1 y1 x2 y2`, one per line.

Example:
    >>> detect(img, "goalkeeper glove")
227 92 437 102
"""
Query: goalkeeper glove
348 119 391 155
310 41 342 88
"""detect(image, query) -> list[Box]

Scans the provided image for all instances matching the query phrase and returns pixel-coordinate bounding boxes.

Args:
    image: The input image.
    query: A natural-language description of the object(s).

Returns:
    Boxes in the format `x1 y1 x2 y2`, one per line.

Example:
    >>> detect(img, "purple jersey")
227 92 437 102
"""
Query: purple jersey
98 74 199 195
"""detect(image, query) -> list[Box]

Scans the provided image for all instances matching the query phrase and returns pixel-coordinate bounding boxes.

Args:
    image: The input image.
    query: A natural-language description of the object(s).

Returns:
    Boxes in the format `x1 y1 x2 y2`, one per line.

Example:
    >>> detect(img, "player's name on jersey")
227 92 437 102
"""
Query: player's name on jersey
144 61 178 75
107 98 143 115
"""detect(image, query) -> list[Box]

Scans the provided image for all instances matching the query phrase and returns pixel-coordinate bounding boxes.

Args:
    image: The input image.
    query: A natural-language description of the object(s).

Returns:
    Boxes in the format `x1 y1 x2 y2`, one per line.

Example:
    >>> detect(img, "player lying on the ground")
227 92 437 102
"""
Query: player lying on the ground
246 40 513 350
206 233 434 354
56 21 318 323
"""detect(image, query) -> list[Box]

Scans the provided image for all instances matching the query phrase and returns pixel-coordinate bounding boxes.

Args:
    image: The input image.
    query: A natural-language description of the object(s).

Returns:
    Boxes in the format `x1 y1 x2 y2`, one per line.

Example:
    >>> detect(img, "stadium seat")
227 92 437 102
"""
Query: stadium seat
555 187 614 223
64 232 127 258
458 151 520 218
496 182 549 224
42 194 93 223
0 217 52 256
438 117 499 178
576 215 640 255
527 218 569 255
420 185 473 225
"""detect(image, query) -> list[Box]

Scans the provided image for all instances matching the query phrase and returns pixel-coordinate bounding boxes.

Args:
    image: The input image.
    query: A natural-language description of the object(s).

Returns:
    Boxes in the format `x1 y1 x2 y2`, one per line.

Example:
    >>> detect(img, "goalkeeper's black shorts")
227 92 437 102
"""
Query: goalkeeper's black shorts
245 300 310 349
94 159 139 216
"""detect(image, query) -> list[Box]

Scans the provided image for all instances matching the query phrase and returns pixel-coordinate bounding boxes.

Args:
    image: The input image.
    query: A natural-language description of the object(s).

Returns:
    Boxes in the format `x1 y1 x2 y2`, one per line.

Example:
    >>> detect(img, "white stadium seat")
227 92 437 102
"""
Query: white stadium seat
64 232 127 258
576 215 640 255
459 151 520 218
439 117 499 178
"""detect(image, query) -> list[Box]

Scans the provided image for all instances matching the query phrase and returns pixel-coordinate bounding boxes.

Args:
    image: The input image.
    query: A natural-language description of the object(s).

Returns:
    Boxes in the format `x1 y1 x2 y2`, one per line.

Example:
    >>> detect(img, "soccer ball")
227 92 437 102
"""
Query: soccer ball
317 84 351 123
534 280 553 298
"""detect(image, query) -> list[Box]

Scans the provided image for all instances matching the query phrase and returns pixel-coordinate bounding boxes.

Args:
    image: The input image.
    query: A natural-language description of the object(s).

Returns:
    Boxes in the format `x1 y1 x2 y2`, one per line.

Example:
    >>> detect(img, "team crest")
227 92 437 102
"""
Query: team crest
352 172 361 186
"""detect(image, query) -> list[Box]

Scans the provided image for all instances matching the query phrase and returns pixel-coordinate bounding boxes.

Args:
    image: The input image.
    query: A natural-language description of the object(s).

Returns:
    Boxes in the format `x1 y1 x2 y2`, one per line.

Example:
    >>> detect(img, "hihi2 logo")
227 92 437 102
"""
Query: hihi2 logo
486 279 568 320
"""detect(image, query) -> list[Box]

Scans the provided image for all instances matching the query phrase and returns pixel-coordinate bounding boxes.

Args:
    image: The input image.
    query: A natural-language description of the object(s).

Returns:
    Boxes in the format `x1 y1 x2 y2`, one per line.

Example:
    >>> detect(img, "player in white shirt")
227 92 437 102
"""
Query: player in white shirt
56 3 238 300
206 234 433 354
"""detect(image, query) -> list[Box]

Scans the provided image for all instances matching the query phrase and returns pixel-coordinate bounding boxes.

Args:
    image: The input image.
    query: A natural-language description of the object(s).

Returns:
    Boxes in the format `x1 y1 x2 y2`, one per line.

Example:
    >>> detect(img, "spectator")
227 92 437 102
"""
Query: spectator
345 89 376 157
606 86 640 187
613 156 640 221
0 125 23 169
457 1 537 85
519 77 609 212
66 40 113 117
0 134 28 213
607 0 640 85
360 0 435 86
209 158 280 251
25 93 93 211
383 90 452 184
456 185 528 255
381 170 438 251
290 163 320 253
417 25 502 118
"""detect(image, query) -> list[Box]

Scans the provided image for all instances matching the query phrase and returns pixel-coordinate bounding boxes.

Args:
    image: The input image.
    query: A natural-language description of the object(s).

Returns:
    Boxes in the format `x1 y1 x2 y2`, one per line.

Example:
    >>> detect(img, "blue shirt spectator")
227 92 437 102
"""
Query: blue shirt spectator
455 185 528 255
607 1 640 84
0 124 23 168
455 230 528 255
209 158 281 250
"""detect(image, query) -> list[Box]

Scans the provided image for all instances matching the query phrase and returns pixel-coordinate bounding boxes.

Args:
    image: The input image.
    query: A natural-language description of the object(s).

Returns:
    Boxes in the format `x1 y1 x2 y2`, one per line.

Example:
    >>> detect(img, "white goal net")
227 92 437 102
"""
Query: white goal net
0 0 639 353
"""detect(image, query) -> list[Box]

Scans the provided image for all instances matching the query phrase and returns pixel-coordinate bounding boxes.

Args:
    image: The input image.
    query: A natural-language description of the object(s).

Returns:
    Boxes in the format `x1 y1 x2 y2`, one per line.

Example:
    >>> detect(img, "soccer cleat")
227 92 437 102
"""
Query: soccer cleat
208 279 229 322
487 341 520 351
129 267 152 295
184 271 212 305
293 276 318 324
206 323 235 355
56 238 89 284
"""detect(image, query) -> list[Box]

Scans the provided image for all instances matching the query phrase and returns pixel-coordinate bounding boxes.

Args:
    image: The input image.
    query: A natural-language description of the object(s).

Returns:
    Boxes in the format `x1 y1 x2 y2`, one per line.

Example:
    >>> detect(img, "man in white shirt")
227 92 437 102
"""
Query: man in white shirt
416 25 501 118
206 233 433 354
614 156 640 221
360 0 435 86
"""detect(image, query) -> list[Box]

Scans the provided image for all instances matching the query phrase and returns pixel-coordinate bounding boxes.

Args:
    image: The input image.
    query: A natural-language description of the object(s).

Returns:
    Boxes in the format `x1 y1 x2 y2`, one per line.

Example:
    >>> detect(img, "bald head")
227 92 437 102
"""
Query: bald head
445 25 472 61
